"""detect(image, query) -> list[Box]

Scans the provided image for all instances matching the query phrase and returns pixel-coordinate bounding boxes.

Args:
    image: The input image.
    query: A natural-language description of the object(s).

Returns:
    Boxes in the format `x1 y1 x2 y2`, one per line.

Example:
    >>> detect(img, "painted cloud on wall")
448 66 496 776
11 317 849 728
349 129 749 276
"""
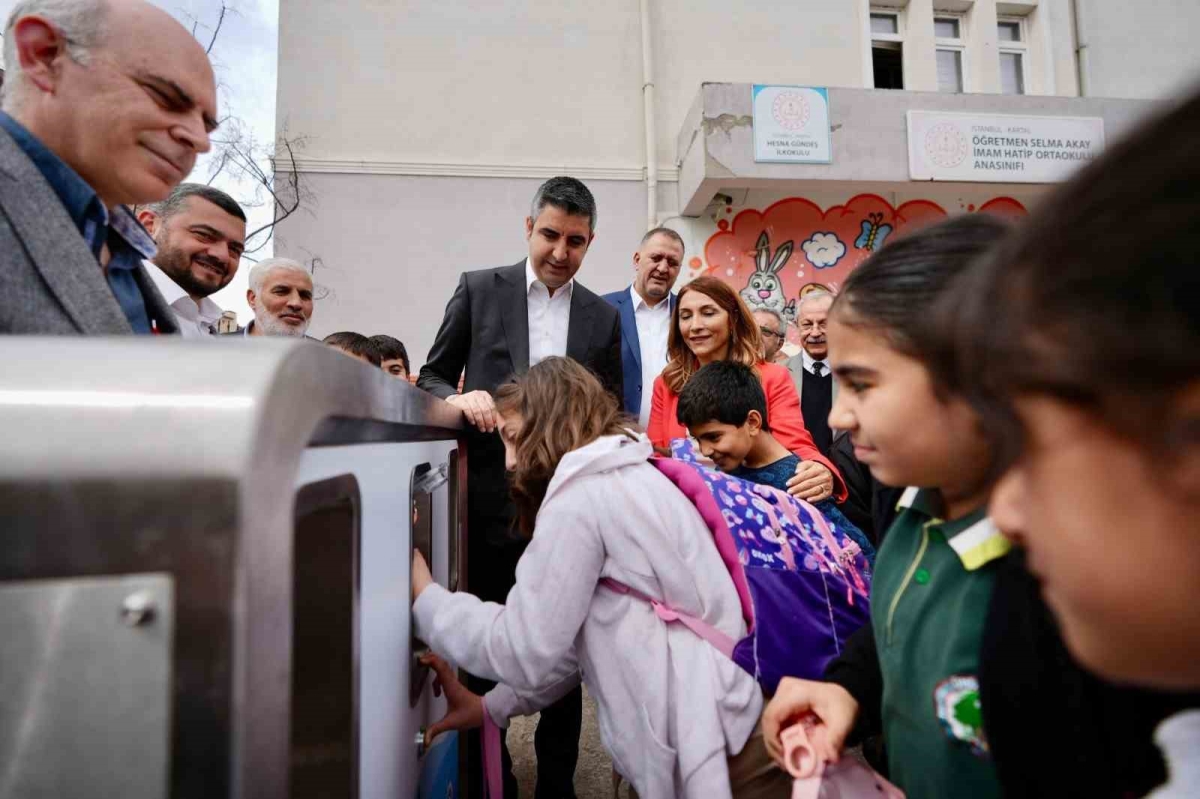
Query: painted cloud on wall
801 232 846 268
699 193 1028 348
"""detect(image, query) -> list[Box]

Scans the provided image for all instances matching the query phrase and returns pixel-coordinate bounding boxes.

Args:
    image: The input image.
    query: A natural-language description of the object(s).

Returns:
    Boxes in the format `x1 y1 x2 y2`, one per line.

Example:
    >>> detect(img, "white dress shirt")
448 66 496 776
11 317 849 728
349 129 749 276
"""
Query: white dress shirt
631 285 671 426
801 349 829 377
143 259 224 339
526 258 572 365
1150 710 1200 798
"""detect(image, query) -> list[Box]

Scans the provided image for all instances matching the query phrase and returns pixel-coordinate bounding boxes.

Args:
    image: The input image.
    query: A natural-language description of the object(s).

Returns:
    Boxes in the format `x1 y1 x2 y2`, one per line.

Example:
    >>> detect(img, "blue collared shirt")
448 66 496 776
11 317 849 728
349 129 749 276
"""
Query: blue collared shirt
0 112 158 334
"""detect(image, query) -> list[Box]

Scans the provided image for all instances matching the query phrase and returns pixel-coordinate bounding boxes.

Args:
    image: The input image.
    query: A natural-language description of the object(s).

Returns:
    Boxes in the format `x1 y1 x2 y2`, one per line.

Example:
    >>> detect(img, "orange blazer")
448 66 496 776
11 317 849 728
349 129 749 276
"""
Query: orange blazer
646 361 847 500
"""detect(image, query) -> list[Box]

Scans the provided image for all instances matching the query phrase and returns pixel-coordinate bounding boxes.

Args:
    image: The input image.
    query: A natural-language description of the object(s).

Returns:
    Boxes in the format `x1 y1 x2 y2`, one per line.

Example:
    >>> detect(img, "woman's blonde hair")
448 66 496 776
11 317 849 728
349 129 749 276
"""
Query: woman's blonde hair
493 357 636 536
661 276 764 394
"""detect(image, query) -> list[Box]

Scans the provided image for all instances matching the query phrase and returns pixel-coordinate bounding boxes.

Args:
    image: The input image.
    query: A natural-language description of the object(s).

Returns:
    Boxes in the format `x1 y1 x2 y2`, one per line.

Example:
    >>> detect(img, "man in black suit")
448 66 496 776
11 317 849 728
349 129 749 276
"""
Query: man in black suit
418 177 622 799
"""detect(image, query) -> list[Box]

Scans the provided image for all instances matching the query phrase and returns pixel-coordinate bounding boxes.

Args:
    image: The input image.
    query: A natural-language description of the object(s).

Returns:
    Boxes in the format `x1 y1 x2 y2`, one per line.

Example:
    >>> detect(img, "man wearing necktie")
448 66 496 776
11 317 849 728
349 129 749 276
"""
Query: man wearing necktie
786 290 836 456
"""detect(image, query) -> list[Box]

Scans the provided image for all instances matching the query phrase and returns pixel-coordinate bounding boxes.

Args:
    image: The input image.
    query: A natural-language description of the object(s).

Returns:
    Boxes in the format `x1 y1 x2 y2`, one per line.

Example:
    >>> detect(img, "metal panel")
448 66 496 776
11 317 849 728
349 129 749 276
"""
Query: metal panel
292 476 361 799
0 339 466 799
0 573 174 799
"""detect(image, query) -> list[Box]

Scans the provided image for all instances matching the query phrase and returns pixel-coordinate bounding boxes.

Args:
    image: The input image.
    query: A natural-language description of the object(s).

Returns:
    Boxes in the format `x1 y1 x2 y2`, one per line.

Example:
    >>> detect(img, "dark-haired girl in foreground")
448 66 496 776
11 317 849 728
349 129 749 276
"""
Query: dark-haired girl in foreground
761 212 1190 798
951 88 1200 798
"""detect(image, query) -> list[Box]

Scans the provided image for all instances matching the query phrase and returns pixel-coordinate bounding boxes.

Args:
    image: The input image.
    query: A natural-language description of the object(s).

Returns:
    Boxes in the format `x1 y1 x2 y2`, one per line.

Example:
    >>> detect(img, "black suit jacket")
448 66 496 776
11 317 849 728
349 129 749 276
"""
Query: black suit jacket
418 261 623 546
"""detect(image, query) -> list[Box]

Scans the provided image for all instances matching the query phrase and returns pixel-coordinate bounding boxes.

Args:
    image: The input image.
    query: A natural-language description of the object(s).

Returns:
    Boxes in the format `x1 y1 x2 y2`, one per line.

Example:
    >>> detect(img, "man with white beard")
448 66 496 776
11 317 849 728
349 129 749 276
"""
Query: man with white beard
230 257 314 337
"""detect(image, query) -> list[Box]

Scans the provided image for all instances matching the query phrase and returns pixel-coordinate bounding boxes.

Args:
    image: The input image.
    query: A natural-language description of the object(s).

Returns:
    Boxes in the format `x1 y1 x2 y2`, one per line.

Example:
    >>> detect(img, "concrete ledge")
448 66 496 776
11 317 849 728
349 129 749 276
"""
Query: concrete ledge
676 82 1158 215
285 157 681 183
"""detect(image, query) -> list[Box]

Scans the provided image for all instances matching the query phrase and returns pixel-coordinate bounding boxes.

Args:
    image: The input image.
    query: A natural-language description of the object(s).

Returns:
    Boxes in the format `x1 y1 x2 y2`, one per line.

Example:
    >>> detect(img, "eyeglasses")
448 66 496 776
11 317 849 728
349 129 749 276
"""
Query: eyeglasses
759 327 784 340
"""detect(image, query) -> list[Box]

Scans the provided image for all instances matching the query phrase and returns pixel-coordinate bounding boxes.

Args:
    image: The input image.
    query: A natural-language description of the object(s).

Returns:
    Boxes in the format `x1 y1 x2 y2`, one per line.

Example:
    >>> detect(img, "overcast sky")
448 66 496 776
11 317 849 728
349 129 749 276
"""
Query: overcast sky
0 0 279 320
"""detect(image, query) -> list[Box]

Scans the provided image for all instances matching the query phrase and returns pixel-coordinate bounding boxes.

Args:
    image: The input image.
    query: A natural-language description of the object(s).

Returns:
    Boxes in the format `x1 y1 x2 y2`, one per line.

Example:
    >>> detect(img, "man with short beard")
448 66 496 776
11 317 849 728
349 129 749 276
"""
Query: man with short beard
232 257 314 337
138 183 246 337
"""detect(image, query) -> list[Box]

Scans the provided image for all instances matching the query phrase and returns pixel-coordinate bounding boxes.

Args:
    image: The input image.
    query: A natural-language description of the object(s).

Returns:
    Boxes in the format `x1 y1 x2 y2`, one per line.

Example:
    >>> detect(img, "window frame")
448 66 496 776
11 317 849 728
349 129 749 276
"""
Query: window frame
870 9 904 43
933 12 968 94
868 7 906 90
997 15 1029 95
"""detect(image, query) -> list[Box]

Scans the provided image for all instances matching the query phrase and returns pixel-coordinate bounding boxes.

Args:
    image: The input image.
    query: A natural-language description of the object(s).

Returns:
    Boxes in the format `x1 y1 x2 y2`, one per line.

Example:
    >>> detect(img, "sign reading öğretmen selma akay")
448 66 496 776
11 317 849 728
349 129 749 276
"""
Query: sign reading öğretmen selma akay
907 110 1105 183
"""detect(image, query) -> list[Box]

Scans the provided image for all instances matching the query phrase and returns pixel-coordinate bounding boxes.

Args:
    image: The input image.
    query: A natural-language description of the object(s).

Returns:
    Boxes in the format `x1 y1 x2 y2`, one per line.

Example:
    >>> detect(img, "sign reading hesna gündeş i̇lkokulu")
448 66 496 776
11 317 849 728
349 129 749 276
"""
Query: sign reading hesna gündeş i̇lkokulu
753 85 833 164
907 110 1105 183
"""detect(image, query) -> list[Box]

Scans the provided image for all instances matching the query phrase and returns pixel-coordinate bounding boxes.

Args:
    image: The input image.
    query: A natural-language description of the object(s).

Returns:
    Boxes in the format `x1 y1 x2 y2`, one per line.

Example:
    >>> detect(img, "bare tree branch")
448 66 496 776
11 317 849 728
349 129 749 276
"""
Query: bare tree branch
187 1 320 266
204 3 228 55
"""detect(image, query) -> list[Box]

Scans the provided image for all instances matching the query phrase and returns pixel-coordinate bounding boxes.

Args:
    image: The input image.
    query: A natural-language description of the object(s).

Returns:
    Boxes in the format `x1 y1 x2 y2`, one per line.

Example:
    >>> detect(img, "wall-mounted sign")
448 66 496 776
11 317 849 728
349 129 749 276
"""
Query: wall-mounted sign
753 85 832 164
907 110 1105 183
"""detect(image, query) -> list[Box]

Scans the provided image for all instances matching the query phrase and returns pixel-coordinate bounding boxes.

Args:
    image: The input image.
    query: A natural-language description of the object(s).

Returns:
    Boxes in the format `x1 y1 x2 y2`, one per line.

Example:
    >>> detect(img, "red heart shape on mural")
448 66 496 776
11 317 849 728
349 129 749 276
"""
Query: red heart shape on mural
702 193 1025 333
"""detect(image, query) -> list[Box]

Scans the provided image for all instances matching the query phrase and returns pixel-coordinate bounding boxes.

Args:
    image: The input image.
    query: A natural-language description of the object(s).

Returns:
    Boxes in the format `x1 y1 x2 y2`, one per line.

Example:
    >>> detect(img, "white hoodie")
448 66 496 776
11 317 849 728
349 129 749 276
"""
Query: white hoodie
414 433 762 798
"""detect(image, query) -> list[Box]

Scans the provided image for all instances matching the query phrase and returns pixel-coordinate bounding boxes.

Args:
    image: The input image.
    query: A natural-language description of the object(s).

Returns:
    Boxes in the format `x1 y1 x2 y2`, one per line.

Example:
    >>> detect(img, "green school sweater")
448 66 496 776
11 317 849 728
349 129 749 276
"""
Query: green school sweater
872 487 1011 798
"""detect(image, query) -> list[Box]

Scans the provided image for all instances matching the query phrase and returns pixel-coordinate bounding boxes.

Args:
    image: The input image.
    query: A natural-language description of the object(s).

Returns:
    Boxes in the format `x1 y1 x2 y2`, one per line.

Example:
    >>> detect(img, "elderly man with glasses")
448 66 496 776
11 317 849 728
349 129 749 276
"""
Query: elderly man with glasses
752 307 789 364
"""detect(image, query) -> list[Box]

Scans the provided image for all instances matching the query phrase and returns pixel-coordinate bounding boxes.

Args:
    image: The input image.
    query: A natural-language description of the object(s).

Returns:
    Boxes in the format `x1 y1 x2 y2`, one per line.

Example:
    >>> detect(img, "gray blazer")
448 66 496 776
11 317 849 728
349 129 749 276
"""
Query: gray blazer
0 129 178 335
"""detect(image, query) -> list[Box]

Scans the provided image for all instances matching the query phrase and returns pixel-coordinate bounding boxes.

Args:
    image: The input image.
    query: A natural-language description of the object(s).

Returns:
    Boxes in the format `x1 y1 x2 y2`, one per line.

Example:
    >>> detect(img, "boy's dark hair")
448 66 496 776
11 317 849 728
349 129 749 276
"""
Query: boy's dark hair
833 213 1012 396
676 360 771 432
951 88 1200 471
322 331 383 367
369 334 410 372
530 176 597 233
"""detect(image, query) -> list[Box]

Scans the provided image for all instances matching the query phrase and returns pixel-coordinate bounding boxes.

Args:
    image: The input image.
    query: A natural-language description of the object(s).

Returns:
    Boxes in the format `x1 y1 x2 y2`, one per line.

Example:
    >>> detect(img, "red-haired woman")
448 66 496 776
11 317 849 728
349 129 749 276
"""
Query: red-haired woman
647 276 845 501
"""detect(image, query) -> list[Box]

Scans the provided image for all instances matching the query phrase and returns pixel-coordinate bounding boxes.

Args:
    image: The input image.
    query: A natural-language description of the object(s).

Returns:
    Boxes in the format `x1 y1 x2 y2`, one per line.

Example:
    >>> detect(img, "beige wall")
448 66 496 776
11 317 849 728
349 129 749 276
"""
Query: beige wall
1076 0 1200 99
275 0 1200 368
278 0 868 175
281 174 1049 370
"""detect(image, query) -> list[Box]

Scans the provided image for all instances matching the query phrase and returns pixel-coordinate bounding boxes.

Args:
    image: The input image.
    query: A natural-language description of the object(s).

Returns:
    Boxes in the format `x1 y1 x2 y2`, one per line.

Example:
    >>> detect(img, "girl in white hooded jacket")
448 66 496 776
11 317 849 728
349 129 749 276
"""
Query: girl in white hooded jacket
411 357 790 799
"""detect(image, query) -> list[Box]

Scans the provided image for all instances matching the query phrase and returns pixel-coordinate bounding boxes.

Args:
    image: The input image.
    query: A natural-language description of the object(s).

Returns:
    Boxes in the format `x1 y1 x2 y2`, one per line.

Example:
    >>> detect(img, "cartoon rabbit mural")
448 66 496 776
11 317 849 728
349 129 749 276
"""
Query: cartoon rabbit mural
740 231 797 323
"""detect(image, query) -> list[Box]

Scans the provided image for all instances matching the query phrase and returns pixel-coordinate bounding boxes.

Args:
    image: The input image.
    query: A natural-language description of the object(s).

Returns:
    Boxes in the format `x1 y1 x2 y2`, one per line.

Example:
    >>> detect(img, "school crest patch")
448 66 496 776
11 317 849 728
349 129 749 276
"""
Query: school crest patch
934 674 989 756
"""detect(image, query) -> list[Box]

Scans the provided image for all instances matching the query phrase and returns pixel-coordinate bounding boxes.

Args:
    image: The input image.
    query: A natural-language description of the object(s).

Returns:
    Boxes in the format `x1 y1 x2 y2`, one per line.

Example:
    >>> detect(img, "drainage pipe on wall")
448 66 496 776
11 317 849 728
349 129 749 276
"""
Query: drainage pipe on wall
1071 0 1090 97
639 0 658 230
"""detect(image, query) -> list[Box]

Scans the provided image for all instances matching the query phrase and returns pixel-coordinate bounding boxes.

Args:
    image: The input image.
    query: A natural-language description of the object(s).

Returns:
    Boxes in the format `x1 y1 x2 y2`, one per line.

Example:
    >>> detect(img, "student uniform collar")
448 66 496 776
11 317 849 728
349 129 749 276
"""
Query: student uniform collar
896 486 1011 571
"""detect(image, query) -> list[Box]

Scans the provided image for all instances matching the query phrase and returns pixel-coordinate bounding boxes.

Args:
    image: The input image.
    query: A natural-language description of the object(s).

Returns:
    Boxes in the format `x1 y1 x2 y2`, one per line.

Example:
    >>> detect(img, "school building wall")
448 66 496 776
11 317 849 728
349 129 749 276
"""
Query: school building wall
275 0 1200 367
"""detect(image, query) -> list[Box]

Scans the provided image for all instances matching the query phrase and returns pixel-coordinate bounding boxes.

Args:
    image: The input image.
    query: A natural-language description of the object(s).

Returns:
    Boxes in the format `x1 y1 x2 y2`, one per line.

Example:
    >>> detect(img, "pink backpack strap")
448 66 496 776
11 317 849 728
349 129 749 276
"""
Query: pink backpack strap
758 485 869 600
482 707 504 799
650 457 755 628
599 578 737 659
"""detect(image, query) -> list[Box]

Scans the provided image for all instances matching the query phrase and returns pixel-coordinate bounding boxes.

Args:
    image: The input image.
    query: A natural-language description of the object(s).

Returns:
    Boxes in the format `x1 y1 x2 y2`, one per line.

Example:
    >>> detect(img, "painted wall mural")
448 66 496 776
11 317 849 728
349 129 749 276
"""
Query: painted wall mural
687 194 1027 345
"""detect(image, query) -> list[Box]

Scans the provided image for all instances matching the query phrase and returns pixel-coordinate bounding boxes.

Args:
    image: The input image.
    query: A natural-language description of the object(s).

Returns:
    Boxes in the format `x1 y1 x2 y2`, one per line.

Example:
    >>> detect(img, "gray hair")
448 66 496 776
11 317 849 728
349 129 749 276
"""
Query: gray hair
151 183 246 223
249 257 310 294
753 307 787 336
797 289 835 313
530 176 597 234
2 0 109 111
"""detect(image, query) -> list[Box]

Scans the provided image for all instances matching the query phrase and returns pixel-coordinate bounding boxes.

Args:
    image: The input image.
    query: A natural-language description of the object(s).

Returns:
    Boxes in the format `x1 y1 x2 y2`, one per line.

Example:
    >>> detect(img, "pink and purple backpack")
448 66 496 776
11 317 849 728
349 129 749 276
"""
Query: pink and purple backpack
604 457 872 693
482 456 876 798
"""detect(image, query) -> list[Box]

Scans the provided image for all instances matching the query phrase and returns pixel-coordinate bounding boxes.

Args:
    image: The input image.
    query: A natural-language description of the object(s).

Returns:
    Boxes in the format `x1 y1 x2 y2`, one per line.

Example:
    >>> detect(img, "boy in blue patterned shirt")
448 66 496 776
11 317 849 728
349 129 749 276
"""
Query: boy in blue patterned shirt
677 360 874 561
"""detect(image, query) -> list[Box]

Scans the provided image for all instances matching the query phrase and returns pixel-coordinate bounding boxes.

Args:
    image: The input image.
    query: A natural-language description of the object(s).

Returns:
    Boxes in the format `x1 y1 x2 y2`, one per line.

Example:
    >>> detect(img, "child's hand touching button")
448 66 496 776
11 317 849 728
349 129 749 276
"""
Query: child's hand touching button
421 652 485 742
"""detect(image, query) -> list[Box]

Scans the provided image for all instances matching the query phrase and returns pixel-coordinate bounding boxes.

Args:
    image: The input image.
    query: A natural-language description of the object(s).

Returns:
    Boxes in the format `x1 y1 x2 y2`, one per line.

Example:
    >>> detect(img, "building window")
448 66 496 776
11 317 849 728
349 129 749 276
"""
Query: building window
934 14 966 93
998 18 1027 95
870 9 904 89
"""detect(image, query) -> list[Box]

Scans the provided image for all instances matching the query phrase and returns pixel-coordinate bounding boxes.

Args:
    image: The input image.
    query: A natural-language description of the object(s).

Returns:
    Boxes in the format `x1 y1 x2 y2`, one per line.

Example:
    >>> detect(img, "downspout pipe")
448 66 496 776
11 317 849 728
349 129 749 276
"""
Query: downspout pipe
640 0 657 230
1071 0 1090 97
